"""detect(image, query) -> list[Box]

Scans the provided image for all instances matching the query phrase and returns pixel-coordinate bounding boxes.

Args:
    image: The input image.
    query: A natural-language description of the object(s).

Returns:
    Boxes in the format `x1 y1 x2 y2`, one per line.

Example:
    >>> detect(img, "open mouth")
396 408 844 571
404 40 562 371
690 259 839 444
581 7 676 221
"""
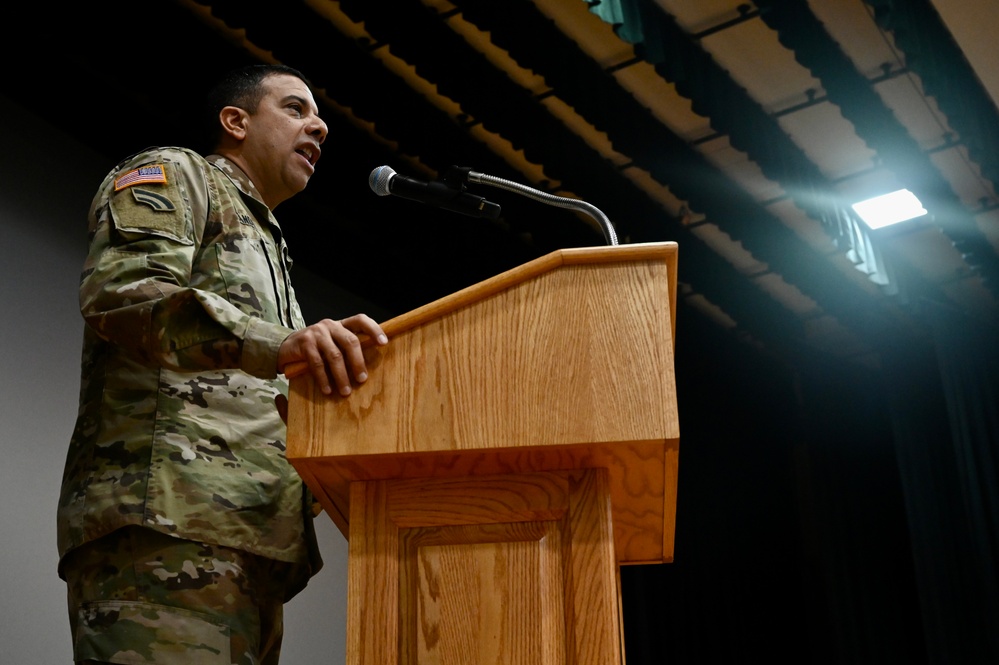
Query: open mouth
296 144 319 166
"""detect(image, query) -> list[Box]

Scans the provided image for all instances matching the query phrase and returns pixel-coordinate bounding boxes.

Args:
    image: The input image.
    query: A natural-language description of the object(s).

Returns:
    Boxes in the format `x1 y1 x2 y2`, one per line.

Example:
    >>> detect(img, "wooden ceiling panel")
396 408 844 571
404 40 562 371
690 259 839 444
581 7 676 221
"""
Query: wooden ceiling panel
5 0 995 366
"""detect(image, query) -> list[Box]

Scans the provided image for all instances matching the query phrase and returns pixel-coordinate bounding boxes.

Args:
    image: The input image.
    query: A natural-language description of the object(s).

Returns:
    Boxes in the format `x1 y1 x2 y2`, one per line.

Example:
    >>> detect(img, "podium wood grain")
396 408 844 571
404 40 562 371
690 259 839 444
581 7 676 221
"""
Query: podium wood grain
286 242 680 663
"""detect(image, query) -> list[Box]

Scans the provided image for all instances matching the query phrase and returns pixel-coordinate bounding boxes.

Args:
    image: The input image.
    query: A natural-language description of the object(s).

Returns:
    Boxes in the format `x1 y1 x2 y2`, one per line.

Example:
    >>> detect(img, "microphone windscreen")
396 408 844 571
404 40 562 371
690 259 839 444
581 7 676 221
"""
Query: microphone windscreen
368 166 395 196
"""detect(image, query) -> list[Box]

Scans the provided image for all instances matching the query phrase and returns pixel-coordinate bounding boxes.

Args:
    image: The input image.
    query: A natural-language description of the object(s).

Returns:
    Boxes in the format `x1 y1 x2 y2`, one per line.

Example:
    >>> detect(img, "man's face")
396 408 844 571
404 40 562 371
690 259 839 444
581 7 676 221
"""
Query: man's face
239 73 328 208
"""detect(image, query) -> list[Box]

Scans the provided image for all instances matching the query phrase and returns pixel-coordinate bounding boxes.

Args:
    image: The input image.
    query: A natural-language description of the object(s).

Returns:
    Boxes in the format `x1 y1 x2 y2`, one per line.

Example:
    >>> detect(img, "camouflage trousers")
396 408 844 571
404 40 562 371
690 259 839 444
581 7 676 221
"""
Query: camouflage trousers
63 526 302 665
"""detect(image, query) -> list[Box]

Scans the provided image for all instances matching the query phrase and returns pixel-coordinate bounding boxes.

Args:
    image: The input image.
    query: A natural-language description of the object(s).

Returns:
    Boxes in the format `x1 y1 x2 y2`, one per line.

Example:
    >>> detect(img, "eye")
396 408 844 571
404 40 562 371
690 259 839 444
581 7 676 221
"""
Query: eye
287 102 304 117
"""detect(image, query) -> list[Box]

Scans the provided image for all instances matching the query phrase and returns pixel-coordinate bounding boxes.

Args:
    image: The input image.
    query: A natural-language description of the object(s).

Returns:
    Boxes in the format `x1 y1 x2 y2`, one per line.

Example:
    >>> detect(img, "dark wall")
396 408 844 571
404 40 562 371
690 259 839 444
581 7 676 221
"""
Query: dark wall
620 304 928 664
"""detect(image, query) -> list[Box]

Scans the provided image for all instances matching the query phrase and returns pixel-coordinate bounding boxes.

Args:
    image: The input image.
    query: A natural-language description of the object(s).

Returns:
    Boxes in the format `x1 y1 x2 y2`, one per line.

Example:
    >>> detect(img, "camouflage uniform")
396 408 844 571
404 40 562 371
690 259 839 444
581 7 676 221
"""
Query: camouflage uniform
64 525 292 665
57 147 322 663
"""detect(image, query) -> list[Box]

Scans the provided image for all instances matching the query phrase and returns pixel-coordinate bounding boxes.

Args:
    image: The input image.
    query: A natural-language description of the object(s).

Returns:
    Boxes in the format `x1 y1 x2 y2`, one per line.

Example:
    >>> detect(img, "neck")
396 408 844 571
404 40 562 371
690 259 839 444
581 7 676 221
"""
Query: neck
213 149 283 210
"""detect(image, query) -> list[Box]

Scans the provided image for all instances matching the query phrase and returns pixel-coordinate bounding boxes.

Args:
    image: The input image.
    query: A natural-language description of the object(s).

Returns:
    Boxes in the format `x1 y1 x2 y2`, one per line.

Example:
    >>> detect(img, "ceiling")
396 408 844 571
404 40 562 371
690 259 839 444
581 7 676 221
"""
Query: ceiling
13 0 999 368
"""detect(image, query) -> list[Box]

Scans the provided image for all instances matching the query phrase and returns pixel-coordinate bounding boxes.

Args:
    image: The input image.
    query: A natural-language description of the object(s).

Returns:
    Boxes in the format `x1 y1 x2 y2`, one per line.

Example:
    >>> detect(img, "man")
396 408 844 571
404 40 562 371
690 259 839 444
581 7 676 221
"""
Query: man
56 64 386 664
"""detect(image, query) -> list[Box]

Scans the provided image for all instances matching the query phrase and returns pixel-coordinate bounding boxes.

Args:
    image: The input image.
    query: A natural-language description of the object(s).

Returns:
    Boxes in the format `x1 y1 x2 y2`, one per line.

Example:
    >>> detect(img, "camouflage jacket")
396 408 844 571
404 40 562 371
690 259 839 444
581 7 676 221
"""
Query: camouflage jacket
57 147 321 592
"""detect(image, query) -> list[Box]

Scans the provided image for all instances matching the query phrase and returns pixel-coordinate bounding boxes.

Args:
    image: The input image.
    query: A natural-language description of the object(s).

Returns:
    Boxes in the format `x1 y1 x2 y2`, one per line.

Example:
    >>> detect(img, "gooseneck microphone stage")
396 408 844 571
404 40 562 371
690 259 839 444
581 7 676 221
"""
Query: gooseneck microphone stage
369 164 619 245
462 168 619 246
368 165 502 220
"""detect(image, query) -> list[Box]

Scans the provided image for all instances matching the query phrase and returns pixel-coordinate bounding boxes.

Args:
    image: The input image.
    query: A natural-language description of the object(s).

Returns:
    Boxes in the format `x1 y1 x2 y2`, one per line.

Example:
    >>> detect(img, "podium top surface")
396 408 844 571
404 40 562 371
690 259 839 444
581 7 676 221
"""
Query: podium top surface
379 241 678 340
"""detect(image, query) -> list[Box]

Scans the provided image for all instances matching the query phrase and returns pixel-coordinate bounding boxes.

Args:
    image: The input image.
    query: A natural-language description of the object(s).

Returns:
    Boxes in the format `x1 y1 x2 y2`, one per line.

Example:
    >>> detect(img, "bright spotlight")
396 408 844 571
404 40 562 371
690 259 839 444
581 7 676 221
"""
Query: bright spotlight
851 189 927 230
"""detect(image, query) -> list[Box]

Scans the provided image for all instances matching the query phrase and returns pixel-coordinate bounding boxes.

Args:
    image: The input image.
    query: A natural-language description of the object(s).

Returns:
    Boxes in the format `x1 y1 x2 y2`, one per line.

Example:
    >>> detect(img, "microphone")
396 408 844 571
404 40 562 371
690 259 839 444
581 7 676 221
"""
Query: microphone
368 165 501 220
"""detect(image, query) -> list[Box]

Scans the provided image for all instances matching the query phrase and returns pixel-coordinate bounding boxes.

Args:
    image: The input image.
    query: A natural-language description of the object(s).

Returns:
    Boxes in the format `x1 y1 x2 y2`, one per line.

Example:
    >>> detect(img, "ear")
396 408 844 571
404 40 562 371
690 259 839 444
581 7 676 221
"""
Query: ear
219 106 249 141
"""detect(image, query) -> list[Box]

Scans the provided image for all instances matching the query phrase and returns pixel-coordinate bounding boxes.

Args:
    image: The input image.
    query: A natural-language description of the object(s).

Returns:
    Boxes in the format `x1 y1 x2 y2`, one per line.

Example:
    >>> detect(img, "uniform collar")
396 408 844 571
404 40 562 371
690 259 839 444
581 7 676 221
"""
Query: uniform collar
206 154 267 207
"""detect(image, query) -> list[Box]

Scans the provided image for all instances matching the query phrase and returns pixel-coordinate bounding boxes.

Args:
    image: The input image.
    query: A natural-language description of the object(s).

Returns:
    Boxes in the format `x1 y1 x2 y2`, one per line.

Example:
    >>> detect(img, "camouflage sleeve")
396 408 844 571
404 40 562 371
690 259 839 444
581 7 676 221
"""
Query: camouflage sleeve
79 148 292 379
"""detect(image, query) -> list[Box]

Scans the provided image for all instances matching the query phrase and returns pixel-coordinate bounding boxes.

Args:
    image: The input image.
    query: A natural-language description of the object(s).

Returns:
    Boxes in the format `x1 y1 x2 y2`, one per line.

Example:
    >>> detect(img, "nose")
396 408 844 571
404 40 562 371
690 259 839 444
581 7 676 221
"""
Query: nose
309 114 328 145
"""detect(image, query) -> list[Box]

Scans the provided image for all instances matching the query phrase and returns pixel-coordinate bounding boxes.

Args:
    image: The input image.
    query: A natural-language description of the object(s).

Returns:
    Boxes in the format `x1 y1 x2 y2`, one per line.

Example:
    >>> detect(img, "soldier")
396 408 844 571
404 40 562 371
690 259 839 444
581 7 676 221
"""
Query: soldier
56 64 387 664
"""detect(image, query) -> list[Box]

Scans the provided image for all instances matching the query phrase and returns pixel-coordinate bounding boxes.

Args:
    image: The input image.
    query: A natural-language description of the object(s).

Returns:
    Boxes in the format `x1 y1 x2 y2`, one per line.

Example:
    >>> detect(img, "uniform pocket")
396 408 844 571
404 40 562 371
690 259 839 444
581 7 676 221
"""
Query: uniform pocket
74 599 231 665
212 236 280 322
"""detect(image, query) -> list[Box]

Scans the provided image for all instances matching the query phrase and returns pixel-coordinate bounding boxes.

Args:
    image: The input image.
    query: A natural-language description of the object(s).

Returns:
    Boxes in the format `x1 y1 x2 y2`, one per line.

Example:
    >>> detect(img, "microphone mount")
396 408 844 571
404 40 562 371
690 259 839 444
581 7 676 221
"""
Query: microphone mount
447 166 619 246
369 165 501 219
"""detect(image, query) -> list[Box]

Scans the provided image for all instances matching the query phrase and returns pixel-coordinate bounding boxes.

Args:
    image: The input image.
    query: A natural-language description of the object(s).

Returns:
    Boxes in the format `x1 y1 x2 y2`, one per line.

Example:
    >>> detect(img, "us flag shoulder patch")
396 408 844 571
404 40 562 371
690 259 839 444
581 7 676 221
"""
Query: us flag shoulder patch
114 164 168 191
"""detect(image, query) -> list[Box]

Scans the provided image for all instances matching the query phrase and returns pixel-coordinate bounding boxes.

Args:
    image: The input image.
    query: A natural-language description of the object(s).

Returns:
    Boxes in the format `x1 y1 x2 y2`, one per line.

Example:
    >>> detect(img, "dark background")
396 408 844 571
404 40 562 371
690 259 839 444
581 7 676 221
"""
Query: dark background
6 1 997 662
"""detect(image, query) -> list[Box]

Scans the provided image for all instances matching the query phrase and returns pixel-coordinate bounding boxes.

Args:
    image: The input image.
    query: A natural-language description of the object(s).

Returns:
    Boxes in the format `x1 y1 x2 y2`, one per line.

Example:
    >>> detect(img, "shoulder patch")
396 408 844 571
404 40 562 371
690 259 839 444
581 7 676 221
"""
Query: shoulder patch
130 187 177 211
114 164 168 191
109 162 191 245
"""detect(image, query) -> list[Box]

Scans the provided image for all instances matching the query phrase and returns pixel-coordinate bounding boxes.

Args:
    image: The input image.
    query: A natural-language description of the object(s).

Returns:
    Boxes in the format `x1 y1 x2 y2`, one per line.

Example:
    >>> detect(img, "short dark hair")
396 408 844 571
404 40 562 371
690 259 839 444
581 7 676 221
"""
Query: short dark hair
202 64 313 151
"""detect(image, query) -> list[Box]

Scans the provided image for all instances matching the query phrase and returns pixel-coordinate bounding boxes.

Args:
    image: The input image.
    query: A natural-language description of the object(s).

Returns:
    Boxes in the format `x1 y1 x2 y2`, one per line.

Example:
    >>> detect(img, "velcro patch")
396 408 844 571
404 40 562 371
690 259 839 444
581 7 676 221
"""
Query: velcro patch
109 162 190 244
130 187 177 211
114 164 167 191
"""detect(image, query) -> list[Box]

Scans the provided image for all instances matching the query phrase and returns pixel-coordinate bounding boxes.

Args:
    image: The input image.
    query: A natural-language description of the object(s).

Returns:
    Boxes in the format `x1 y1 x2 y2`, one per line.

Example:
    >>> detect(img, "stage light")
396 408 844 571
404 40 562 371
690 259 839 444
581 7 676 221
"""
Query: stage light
852 189 927 230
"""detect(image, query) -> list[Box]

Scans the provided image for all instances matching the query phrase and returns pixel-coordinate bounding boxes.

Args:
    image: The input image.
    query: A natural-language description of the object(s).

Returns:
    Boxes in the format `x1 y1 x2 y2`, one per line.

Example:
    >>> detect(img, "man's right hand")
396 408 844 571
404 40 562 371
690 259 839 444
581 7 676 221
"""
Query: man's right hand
277 314 388 396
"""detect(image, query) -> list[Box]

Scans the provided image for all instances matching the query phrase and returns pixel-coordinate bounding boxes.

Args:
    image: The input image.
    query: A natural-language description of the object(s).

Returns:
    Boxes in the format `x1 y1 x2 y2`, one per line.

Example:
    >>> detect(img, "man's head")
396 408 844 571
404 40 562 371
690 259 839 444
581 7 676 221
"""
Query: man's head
207 64 328 209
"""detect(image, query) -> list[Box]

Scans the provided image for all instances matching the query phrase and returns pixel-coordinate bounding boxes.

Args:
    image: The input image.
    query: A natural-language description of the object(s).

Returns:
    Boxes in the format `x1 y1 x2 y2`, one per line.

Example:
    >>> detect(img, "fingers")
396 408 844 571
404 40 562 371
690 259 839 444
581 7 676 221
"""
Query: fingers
278 315 388 398
339 313 389 346
320 320 360 396
326 315 388 395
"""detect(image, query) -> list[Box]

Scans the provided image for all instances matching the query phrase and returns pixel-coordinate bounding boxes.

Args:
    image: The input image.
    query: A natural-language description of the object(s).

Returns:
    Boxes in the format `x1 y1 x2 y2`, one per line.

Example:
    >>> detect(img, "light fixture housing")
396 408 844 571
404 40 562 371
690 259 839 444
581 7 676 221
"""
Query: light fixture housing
851 189 927 230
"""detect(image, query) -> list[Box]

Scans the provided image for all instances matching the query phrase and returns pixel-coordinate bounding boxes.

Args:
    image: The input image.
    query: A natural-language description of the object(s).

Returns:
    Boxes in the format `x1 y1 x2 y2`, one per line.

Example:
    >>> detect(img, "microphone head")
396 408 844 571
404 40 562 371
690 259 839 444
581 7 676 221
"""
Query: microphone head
368 165 395 196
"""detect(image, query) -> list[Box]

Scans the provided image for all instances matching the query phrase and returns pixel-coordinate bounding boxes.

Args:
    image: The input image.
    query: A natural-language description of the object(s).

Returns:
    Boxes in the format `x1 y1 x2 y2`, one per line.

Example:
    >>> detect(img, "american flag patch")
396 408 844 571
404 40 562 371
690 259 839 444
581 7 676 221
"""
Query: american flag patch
114 164 168 191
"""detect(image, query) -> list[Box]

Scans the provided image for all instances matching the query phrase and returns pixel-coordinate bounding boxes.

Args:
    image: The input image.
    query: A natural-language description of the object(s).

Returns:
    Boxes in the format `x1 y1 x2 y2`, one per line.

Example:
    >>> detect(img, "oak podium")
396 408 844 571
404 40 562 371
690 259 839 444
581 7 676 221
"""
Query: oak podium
287 241 680 665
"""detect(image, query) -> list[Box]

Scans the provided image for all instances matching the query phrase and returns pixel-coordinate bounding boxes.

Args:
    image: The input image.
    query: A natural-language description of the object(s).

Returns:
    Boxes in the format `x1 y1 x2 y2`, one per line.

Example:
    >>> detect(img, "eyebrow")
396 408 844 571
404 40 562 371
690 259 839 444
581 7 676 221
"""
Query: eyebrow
279 94 318 113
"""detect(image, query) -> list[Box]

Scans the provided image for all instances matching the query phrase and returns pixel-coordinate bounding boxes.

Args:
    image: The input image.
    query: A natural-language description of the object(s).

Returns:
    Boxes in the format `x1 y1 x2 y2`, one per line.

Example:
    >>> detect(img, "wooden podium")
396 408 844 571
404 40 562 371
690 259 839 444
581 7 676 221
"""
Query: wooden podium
286 241 680 665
